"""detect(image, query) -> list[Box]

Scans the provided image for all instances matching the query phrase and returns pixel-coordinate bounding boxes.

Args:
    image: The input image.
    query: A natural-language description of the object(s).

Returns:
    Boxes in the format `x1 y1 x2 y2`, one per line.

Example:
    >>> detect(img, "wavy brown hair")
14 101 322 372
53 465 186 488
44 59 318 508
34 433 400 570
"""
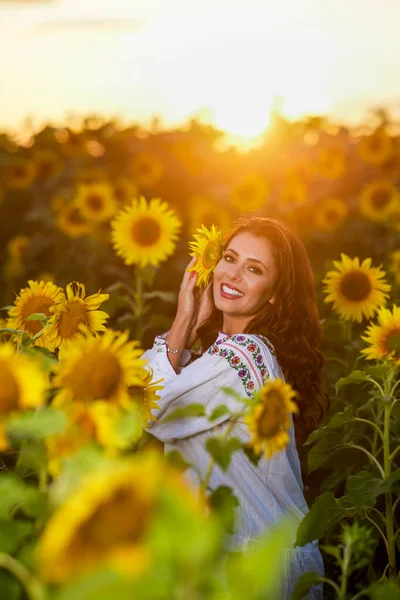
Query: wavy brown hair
197 216 329 446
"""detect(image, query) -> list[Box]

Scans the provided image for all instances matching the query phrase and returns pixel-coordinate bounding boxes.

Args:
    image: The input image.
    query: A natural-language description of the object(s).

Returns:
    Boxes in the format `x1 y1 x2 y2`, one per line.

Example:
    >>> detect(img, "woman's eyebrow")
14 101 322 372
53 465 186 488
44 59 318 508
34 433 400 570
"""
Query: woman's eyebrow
225 248 267 269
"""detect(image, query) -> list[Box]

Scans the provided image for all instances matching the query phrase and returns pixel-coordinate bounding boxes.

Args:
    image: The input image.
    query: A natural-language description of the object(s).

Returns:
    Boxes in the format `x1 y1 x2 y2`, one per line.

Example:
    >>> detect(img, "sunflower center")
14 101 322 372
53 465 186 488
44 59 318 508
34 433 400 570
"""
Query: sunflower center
325 209 339 223
129 386 145 404
69 350 122 402
256 391 285 438
138 161 151 176
384 328 400 357
75 487 151 549
239 184 255 202
13 167 27 178
0 362 20 415
22 295 55 334
370 190 390 210
58 301 89 339
67 208 86 226
131 217 161 246
85 194 104 213
339 271 372 302
202 241 221 269
368 135 385 154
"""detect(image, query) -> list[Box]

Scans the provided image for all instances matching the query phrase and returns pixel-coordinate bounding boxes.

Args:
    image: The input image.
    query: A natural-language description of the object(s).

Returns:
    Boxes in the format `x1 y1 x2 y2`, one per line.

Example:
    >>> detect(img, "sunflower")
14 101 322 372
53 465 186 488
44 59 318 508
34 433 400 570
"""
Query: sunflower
129 368 163 426
187 195 232 234
46 402 131 476
113 177 138 208
358 180 400 223
33 148 64 182
389 250 400 283
3 157 37 190
3 235 30 280
230 174 269 212
361 305 400 366
56 204 90 238
37 454 161 582
7 280 65 349
46 282 109 357
388 206 400 232
316 147 346 180
52 329 145 410
75 182 118 223
132 151 164 188
314 197 349 232
357 128 392 165
323 254 391 322
279 177 307 206
244 378 298 460
111 197 182 268
0 343 47 450
7 235 30 260
188 224 223 287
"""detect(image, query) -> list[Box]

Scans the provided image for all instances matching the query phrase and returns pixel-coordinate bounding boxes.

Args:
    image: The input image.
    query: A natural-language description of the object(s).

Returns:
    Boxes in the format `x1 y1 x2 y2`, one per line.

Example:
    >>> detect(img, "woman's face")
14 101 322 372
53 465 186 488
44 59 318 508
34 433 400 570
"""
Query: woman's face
213 231 278 332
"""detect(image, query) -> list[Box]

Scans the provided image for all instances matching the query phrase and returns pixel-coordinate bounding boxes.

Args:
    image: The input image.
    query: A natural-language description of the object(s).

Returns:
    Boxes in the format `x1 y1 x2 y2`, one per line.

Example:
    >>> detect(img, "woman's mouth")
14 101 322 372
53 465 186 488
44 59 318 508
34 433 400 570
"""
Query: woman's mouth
220 283 244 299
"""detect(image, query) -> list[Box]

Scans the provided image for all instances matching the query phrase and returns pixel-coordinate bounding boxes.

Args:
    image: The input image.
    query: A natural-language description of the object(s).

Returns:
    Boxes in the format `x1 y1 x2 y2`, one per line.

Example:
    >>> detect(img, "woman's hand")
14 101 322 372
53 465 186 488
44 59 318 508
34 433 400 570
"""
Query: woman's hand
175 255 199 328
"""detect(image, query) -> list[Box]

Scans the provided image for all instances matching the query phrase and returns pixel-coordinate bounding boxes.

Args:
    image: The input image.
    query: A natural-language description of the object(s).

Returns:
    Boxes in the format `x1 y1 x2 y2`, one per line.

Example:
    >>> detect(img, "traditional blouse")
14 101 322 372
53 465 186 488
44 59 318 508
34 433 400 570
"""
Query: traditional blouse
142 331 324 600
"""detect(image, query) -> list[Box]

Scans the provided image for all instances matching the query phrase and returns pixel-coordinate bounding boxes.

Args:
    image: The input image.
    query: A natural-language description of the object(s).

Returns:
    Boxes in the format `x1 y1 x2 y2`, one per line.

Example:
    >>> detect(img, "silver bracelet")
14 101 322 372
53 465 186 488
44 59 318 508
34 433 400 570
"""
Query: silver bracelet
165 340 180 354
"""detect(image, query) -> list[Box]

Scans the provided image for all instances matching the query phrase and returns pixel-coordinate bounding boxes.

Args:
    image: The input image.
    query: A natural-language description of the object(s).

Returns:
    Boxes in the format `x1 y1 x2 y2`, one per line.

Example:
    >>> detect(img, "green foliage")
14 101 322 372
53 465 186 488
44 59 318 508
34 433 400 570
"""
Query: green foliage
209 485 239 534
162 403 206 422
7 408 67 441
295 492 348 546
225 519 294 600
0 474 45 520
205 437 242 471
0 520 33 554
291 571 321 600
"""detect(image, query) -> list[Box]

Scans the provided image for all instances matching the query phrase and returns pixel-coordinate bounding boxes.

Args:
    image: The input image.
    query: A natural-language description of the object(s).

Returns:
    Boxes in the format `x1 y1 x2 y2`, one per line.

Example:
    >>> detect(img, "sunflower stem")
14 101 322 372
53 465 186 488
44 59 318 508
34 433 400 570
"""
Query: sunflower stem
383 399 397 576
200 417 240 497
0 553 45 600
134 269 145 342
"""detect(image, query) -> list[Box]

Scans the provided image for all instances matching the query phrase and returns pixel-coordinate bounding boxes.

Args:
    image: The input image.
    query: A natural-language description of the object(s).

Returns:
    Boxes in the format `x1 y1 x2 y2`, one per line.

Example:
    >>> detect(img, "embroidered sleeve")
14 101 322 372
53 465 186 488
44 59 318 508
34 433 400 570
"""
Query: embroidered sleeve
207 334 270 397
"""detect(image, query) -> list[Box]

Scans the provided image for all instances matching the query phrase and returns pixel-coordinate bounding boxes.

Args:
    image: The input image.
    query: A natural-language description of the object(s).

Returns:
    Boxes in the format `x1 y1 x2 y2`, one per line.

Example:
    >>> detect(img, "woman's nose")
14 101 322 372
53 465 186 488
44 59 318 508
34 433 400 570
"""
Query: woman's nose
226 263 241 281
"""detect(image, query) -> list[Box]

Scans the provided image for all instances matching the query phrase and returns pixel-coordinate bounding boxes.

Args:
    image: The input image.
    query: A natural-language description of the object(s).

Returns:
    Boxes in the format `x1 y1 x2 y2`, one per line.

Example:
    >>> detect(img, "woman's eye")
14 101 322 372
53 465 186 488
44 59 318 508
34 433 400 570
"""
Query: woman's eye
224 255 233 262
249 266 261 274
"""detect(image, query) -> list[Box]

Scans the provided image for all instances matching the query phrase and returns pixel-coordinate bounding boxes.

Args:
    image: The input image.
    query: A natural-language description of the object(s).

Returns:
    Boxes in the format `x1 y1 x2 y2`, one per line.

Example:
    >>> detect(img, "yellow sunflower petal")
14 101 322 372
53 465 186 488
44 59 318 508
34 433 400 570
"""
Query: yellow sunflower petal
361 304 400 365
188 224 223 287
0 343 47 419
244 378 298 461
46 281 109 357
111 196 181 268
7 280 65 350
358 179 400 223
52 329 146 409
323 255 391 322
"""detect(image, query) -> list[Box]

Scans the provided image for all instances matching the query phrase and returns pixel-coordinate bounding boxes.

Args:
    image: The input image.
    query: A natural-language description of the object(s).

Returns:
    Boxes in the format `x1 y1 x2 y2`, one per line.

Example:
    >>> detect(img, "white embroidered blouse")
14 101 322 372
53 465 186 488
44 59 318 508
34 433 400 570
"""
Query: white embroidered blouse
142 331 324 599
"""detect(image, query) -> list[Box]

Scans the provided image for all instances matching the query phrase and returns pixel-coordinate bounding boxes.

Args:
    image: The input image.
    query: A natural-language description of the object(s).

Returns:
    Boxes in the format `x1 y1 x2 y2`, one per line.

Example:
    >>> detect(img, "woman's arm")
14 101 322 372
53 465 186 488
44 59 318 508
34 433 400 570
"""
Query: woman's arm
163 255 199 372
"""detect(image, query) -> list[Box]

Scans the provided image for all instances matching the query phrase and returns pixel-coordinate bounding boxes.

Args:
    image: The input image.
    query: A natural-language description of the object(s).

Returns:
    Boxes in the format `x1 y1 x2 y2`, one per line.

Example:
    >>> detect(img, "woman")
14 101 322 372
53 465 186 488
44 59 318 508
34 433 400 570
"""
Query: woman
142 216 326 599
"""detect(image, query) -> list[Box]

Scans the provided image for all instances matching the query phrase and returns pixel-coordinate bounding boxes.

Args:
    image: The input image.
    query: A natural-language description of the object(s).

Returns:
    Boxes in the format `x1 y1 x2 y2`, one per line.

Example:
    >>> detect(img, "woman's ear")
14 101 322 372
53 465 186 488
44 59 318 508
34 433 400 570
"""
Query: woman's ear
268 294 276 305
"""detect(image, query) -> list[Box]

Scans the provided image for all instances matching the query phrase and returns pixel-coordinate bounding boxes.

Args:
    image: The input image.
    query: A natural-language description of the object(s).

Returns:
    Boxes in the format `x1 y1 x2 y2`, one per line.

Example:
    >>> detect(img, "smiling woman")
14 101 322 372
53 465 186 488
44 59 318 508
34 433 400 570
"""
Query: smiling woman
139 215 328 599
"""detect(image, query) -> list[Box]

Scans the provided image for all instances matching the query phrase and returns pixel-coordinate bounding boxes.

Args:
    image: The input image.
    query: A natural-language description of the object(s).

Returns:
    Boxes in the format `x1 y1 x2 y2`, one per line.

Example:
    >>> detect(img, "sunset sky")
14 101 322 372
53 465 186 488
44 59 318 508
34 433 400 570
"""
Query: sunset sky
1 0 400 139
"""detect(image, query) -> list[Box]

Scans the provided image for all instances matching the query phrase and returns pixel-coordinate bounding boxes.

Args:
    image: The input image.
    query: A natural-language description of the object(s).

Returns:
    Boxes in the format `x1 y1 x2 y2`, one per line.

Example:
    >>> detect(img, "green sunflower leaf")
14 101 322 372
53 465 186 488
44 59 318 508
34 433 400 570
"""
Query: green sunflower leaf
162 403 206 422
205 437 242 471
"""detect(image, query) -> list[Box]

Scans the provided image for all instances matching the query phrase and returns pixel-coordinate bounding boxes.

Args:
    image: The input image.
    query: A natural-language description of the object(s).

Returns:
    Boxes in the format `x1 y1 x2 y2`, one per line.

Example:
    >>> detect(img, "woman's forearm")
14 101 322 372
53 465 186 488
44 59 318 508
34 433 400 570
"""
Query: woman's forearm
165 315 193 373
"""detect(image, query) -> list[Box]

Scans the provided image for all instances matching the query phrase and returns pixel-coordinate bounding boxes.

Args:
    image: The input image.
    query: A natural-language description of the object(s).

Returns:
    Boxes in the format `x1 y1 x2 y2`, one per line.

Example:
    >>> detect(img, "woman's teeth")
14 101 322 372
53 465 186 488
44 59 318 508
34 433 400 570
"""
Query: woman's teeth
222 285 244 297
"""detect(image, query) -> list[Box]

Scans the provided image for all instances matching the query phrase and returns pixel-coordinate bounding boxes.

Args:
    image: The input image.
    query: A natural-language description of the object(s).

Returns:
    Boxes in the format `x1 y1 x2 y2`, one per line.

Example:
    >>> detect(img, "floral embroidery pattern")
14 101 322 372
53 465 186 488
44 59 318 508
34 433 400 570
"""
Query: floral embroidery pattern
208 334 270 397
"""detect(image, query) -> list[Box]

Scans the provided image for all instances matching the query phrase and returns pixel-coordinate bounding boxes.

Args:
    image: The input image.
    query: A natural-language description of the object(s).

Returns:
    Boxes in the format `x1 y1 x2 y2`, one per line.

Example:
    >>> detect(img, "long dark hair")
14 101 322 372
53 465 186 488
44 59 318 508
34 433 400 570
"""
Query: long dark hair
197 216 329 445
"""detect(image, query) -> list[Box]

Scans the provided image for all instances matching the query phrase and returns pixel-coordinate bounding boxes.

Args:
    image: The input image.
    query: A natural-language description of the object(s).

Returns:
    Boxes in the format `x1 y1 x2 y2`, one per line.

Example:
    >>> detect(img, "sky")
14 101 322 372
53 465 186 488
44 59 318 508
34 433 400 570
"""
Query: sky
1 0 400 139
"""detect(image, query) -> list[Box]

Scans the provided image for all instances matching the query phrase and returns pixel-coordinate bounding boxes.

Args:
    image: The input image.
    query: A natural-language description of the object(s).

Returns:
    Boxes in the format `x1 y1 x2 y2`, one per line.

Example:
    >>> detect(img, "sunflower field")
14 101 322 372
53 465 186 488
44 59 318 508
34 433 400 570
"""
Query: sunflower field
0 109 399 599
